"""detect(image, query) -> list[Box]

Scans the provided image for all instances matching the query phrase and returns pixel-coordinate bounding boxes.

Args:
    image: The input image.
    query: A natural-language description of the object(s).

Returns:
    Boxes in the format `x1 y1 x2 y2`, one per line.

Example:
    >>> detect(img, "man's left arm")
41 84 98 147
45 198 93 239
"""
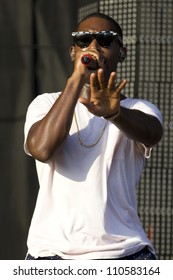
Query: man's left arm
79 69 163 146
109 106 163 147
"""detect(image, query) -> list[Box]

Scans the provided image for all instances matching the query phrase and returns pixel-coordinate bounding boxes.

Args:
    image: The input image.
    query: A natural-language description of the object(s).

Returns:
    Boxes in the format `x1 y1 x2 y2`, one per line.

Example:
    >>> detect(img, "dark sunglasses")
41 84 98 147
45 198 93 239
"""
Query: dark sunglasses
71 31 123 48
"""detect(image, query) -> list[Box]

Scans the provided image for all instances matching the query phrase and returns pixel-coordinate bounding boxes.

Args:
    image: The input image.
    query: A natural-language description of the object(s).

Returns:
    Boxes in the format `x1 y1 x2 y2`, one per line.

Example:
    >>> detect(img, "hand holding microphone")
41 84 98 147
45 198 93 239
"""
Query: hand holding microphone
81 54 98 70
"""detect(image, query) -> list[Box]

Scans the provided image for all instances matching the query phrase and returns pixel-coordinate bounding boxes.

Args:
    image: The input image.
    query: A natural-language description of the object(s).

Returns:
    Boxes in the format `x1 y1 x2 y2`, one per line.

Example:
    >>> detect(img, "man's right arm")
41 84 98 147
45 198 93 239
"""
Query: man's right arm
26 73 85 162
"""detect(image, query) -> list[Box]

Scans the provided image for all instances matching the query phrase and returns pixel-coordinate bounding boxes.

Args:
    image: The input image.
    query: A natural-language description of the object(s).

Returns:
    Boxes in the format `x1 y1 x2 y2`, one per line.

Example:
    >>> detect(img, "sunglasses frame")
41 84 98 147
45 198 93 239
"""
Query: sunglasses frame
71 31 123 48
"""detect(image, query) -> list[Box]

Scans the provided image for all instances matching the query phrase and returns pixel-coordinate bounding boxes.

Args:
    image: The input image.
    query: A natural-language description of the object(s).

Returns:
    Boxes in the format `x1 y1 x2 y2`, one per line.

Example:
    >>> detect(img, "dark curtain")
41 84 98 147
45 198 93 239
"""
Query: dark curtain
0 0 77 260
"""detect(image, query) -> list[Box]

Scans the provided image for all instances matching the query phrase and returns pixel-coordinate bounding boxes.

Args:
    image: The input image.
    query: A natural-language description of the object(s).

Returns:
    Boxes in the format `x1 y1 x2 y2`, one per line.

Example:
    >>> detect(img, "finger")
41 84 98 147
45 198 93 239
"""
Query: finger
97 68 106 90
107 72 117 91
79 96 90 106
112 79 127 98
90 73 99 92
116 79 127 93
79 97 95 112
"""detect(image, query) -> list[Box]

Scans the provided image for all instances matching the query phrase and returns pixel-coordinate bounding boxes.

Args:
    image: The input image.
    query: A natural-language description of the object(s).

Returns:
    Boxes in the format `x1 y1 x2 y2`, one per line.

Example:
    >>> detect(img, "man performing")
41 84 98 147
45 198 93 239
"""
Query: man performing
24 12 163 260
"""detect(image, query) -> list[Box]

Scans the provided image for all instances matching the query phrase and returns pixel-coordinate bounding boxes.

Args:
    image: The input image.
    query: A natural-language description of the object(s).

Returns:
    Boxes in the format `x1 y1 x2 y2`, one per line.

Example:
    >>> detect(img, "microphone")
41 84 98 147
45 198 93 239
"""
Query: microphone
81 54 98 69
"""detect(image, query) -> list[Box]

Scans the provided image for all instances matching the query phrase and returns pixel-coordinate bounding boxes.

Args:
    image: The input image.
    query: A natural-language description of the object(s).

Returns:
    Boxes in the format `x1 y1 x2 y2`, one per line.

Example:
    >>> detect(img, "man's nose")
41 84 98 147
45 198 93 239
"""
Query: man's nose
89 38 100 51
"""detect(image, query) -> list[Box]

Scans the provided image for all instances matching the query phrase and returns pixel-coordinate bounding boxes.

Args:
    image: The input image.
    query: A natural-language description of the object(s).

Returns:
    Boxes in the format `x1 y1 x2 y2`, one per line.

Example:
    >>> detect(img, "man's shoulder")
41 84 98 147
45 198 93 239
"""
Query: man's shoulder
121 97 163 123
121 97 157 109
35 92 61 101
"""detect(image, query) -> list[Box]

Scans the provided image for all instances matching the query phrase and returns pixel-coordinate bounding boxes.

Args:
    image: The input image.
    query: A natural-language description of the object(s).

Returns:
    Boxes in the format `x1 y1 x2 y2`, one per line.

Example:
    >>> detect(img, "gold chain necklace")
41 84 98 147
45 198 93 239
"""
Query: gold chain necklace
74 112 108 148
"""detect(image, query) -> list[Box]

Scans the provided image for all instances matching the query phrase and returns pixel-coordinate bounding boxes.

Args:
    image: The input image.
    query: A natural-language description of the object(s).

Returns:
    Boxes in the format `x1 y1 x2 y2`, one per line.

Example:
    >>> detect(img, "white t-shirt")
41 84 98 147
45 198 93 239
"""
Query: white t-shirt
24 92 162 259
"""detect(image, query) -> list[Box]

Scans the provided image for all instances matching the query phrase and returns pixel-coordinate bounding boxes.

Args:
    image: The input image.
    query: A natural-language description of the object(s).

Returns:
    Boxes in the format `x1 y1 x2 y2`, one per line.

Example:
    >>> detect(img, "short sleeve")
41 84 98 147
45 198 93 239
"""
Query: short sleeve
121 98 163 125
120 98 163 158
24 92 60 155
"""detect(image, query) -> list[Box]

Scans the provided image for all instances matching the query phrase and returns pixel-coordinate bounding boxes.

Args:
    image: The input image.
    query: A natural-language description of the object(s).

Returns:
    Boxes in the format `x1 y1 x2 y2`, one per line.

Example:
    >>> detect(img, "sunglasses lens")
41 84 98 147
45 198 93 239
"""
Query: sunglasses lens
72 32 117 48
74 34 92 48
96 33 114 47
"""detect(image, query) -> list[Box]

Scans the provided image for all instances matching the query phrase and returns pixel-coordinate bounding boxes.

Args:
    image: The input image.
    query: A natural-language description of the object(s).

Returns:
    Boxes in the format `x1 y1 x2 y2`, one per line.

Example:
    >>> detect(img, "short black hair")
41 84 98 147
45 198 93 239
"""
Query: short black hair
77 12 123 41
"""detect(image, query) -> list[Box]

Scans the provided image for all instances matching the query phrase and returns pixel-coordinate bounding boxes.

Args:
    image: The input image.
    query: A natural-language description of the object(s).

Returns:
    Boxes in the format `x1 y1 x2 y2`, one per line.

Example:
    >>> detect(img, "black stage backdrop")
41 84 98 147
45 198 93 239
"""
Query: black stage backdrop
0 0 172 259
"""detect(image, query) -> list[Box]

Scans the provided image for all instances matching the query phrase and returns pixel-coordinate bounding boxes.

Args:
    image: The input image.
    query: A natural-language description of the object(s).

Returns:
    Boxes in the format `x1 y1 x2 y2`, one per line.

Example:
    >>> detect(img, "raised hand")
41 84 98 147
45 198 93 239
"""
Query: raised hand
79 68 127 118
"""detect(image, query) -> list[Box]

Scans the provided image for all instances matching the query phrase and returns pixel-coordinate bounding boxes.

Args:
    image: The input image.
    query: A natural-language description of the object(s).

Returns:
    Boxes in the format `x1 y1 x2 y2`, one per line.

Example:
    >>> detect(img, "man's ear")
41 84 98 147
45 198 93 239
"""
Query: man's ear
118 47 127 63
69 46 76 61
